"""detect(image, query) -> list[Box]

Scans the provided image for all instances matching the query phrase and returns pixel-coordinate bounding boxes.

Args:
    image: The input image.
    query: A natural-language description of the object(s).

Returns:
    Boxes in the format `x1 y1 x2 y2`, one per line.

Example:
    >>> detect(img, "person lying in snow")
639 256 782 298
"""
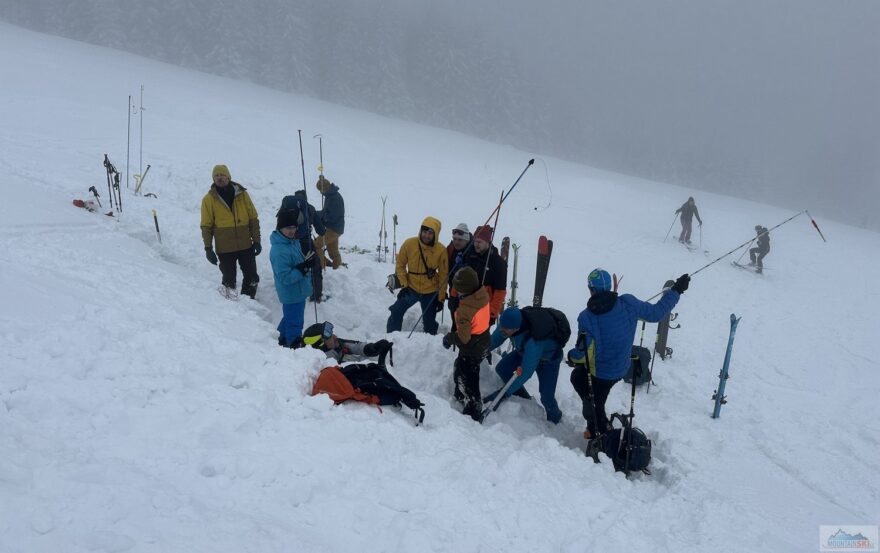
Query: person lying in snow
294 321 393 364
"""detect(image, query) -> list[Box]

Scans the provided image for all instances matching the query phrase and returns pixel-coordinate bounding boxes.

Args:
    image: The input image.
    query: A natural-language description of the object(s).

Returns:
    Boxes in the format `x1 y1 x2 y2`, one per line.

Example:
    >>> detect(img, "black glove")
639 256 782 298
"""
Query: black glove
442 334 452 350
435 300 444 313
205 248 218 265
397 287 411 299
364 339 392 357
253 242 262 256
489 317 497 326
672 273 690 294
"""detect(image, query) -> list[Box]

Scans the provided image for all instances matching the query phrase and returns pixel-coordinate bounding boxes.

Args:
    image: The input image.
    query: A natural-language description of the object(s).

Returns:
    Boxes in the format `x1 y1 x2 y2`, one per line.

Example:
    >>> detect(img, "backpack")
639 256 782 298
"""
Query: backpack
311 363 425 425
520 306 572 348
624 346 652 386
603 416 652 473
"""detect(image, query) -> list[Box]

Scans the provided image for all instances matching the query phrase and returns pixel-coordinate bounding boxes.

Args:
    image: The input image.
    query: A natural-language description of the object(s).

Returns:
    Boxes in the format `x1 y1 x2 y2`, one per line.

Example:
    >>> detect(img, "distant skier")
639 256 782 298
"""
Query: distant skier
568 269 688 441
200 164 262 298
442 267 491 421
484 306 568 424
296 321 393 363
749 225 770 274
675 197 703 245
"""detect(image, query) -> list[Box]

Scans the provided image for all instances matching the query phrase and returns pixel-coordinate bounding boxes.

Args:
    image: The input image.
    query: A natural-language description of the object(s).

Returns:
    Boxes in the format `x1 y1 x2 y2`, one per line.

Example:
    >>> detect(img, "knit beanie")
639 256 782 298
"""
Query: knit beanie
316 175 333 193
499 307 522 330
452 267 480 295
474 225 493 243
212 164 231 179
276 208 302 231
452 223 471 240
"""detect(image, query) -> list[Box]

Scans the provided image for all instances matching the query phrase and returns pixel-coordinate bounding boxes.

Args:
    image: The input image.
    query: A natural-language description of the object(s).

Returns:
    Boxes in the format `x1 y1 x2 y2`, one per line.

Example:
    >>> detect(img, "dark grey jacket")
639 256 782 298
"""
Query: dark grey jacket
320 184 345 234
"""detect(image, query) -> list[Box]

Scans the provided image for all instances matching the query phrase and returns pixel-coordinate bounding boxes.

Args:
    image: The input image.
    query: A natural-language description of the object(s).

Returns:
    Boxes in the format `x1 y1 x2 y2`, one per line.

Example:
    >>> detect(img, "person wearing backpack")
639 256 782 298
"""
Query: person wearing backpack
200 164 262 298
269 208 314 347
296 320 394 364
386 217 449 335
484 306 569 424
442 267 491 421
569 268 688 439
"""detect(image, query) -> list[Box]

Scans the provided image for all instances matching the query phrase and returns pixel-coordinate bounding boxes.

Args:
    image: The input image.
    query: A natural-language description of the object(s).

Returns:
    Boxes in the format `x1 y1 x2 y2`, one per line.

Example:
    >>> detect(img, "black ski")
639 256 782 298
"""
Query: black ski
532 235 553 307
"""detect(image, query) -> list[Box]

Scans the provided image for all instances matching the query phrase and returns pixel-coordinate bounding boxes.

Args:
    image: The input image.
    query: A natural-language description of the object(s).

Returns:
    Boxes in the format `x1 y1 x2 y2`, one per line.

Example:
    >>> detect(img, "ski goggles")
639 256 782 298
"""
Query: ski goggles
452 230 469 240
303 321 334 346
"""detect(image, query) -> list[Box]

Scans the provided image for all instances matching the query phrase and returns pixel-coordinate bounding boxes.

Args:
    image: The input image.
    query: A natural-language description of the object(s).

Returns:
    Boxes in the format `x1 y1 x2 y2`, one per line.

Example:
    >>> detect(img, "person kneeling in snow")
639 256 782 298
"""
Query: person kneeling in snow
441 267 491 421
296 321 394 364
484 306 566 424
270 208 314 347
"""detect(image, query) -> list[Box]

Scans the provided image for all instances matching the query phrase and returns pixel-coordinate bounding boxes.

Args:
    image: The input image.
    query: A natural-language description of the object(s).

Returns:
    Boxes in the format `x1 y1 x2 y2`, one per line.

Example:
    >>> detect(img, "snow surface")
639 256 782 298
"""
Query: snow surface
1 22 878 553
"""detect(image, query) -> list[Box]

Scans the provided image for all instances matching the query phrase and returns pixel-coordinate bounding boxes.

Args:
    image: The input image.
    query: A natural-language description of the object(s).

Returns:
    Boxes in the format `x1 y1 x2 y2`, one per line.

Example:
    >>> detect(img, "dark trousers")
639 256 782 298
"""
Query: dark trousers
749 247 769 270
570 365 619 436
218 248 259 298
453 356 482 420
386 289 439 335
310 253 324 301
678 218 694 242
447 295 460 332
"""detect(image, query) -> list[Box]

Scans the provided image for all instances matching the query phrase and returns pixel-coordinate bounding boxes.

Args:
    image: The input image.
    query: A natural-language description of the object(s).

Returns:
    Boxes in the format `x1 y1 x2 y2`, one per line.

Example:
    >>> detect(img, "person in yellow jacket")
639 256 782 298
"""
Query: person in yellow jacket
386 216 449 335
200 165 262 298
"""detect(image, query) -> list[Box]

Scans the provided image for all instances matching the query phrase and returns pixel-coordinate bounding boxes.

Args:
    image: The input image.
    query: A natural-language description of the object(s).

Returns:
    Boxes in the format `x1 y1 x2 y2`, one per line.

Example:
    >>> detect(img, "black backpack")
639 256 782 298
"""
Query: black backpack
624 346 652 385
520 306 572 348
604 416 652 473
339 363 424 411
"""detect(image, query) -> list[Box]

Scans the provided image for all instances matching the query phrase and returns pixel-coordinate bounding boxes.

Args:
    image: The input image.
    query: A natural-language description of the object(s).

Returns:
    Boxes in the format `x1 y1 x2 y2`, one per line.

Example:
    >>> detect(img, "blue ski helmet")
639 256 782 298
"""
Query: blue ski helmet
588 268 612 292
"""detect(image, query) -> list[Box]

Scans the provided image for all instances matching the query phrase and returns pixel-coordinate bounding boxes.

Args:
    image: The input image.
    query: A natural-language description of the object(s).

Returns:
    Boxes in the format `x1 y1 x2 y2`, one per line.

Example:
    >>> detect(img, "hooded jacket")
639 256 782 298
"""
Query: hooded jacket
200 182 261 253
576 289 679 380
395 217 449 300
269 230 313 304
319 183 345 235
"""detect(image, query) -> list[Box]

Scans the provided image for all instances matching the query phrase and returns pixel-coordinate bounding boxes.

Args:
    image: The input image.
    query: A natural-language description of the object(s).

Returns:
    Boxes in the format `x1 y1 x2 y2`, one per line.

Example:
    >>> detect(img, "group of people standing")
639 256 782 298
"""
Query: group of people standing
199 165 346 344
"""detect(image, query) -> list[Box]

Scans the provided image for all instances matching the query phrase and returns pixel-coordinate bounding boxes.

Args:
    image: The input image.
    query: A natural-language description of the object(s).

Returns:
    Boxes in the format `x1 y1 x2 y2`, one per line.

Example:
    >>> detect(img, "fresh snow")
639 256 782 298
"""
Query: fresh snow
1 22 878 553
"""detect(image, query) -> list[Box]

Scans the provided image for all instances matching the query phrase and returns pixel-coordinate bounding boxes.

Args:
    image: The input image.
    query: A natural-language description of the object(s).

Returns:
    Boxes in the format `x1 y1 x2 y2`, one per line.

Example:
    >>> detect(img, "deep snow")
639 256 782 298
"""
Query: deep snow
1 22 878 553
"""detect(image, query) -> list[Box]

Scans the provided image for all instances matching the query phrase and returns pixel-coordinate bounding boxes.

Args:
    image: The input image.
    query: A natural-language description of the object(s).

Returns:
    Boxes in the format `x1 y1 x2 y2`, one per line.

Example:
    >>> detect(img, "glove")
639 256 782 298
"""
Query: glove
205 248 218 265
442 334 452 350
397 286 410 299
435 301 444 313
253 242 262 256
365 339 392 357
672 273 690 294
489 317 497 327
295 258 312 275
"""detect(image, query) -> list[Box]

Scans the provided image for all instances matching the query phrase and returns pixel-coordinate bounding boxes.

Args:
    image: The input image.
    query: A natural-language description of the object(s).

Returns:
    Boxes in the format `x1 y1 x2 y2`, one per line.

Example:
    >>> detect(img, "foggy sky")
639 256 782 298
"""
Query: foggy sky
2 0 877 228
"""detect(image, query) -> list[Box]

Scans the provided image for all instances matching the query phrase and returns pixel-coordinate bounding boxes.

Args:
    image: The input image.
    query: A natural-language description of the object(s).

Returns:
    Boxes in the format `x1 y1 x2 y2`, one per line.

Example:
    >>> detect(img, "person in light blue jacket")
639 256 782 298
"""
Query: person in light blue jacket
568 268 688 437
485 307 564 424
270 208 314 347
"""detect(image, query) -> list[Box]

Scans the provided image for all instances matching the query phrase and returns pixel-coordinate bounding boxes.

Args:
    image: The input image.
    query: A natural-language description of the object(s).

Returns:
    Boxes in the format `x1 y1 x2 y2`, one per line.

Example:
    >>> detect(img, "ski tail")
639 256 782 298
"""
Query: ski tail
533 235 552 307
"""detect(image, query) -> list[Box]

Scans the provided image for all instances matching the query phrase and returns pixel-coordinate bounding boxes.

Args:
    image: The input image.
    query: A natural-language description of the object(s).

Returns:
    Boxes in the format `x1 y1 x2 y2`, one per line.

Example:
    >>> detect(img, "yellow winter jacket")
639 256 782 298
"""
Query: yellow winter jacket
395 217 449 301
200 182 261 254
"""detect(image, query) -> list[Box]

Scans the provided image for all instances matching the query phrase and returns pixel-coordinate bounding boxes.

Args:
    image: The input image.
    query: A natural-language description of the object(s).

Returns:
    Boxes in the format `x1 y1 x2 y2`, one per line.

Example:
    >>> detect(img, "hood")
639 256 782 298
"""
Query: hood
421 216 441 236
587 291 618 315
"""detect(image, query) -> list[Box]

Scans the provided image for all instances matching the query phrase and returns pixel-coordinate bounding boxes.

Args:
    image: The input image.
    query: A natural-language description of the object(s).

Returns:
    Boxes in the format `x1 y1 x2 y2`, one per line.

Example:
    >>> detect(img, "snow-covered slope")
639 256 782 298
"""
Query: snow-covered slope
1 23 878 553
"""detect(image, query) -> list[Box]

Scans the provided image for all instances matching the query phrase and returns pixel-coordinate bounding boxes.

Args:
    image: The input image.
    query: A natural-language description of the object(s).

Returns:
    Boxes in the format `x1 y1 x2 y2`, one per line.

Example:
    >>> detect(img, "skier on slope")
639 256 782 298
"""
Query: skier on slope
483 306 567 424
675 196 703 245
200 164 262 298
314 175 345 270
386 217 448 335
295 321 393 363
748 225 770 274
441 267 492 421
567 269 688 441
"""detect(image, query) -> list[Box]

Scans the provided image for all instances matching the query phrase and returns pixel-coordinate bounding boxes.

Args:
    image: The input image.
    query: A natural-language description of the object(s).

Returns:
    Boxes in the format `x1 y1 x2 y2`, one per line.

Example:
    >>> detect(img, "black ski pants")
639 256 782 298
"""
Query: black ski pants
570 365 619 436
678 217 694 243
749 247 769 270
453 355 482 420
218 248 259 298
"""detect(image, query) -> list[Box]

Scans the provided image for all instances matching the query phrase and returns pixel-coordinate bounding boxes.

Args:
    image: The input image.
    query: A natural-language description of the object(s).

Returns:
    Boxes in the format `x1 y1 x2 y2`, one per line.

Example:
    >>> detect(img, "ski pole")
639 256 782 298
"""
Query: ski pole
392 214 398 264
298 129 318 323
480 190 504 286
134 164 151 195
663 213 679 243
805 210 827 242
126 95 131 189
407 159 534 338
646 210 809 301
103 154 115 213
313 133 324 209
88 186 102 208
152 209 162 243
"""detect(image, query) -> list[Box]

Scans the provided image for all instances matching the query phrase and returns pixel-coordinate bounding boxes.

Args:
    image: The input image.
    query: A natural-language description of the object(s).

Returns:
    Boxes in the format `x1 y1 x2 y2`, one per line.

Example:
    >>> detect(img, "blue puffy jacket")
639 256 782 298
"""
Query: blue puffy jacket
576 290 679 380
269 230 313 304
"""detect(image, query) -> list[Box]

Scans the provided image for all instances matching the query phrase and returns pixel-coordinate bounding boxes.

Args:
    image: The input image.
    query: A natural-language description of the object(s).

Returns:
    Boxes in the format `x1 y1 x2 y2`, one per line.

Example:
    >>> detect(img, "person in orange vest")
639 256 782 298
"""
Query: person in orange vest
442 267 491 421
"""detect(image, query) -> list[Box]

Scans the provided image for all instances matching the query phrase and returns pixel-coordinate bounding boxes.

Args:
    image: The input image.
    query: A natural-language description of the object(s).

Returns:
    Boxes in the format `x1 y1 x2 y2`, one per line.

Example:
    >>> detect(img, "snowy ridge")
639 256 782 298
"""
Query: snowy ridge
1 23 878 553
